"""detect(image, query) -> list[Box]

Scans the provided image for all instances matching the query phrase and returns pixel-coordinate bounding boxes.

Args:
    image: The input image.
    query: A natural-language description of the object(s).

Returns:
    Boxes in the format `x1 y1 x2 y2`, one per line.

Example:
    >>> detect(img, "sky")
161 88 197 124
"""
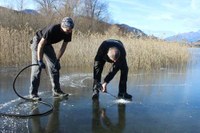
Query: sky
0 0 200 38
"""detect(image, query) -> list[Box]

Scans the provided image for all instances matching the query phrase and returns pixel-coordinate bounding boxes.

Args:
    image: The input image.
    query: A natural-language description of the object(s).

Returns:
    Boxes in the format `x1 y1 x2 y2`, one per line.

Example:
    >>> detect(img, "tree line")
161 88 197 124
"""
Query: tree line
0 0 111 33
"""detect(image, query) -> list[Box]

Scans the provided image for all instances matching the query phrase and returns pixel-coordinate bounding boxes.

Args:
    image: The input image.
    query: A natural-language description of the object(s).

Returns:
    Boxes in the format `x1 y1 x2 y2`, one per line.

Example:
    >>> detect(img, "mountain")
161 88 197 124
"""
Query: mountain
20 9 39 15
165 30 200 43
115 24 148 37
0 6 38 15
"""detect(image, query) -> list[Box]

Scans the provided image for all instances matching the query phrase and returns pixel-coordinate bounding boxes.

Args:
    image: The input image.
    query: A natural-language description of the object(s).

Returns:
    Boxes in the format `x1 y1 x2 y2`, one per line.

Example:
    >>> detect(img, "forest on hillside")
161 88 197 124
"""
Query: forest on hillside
0 0 111 34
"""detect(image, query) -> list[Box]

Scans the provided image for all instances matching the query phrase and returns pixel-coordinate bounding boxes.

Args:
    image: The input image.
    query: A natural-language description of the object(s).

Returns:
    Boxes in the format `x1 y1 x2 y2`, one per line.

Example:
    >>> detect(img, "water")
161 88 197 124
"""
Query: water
0 48 200 133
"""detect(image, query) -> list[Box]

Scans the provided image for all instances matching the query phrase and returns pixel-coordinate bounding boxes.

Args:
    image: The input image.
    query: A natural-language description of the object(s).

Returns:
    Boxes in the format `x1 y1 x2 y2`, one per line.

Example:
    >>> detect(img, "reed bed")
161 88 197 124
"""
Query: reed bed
0 25 34 66
0 26 189 71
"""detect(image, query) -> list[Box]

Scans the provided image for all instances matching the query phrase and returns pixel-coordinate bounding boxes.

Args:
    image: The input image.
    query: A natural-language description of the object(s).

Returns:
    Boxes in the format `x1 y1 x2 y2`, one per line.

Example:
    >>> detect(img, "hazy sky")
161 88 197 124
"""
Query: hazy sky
0 0 200 38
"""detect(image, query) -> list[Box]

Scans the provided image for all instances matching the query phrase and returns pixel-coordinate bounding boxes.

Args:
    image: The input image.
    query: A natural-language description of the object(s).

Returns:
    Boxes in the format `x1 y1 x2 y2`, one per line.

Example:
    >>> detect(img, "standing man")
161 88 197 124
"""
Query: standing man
30 17 74 100
92 39 132 100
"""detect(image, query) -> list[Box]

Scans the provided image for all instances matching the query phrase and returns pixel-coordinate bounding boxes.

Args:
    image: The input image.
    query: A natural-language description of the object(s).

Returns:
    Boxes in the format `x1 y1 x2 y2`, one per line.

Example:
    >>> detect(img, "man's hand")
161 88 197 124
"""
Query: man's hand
38 60 46 69
101 82 107 93
54 59 61 70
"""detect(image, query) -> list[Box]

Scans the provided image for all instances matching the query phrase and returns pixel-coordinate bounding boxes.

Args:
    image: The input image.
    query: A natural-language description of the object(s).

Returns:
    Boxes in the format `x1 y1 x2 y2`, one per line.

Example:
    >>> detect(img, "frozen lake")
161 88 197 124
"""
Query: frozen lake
0 48 200 133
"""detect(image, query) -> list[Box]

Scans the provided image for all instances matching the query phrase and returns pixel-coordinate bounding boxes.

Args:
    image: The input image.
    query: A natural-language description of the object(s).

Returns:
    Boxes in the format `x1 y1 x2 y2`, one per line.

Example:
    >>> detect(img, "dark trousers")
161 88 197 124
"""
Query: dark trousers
30 36 60 95
93 59 128 94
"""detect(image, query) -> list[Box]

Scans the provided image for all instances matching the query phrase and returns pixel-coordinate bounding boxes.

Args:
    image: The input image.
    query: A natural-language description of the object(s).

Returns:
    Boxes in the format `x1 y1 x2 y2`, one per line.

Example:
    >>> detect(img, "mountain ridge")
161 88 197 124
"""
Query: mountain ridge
165 30 200 43
20 9 39 15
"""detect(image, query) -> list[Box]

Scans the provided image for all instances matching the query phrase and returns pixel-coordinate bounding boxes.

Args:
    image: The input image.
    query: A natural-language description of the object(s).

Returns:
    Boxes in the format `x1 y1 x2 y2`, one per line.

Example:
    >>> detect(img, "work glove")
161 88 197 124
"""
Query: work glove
38 60 46 69
54 59 61 70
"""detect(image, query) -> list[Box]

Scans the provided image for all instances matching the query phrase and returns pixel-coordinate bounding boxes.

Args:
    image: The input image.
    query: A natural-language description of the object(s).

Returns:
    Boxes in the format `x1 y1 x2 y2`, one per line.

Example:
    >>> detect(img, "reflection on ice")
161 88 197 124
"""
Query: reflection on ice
114 99 132 104
0 116 28 133
0 48 200 132
60 73 92 88
135 83 190 87
0 98 21 110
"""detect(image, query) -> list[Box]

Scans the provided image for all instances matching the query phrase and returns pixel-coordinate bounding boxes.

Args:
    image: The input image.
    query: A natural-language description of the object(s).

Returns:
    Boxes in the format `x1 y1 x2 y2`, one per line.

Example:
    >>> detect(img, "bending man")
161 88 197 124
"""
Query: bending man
92 39 132 100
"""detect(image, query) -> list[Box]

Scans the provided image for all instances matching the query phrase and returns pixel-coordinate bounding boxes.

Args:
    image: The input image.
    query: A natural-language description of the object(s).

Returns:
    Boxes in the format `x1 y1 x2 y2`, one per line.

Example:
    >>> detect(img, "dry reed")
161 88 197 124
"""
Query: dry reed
0 26 190 71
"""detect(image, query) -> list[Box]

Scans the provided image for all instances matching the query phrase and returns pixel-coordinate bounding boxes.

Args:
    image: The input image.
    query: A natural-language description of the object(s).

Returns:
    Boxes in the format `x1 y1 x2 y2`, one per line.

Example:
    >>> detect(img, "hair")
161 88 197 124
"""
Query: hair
109 47 120 61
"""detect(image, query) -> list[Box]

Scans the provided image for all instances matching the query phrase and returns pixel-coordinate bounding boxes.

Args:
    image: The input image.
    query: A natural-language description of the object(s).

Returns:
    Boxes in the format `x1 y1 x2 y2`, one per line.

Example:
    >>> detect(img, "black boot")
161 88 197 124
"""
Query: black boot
92 82 102 100
118 92 132 100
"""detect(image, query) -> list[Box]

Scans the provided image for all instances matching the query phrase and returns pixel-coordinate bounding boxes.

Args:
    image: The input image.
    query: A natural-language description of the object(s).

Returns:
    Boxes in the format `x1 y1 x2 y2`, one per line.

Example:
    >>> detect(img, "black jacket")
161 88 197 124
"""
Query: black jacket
93 39 128 92
95 39 126 63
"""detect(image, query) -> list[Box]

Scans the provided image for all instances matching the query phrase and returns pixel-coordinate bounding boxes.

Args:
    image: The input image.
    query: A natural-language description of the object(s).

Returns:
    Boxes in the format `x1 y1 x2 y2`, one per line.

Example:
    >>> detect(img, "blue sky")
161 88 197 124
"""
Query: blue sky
108 0 200 38
0 0 200 38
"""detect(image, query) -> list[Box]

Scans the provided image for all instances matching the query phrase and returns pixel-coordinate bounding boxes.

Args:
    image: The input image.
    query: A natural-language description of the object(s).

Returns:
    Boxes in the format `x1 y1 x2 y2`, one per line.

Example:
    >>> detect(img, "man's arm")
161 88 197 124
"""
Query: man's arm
57 42 68 60
104 63 120 83
37 37 47 61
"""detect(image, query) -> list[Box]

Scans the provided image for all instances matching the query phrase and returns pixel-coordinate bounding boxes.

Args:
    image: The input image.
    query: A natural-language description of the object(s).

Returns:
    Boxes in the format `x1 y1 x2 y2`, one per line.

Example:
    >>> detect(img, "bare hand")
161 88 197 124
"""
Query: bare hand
101 82 107 93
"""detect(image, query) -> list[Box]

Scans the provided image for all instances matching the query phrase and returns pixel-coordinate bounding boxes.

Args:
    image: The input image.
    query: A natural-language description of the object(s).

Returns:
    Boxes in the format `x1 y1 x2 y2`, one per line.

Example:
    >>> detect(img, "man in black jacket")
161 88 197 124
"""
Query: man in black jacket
30 17 74 100
92 39 132 100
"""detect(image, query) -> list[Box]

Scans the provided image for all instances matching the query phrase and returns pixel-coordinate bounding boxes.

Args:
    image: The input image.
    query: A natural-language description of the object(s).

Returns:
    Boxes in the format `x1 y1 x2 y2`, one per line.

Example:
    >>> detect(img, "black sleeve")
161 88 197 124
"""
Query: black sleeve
64 32 72 42
104 57 128 84
43 31 51 40
104 63 120 83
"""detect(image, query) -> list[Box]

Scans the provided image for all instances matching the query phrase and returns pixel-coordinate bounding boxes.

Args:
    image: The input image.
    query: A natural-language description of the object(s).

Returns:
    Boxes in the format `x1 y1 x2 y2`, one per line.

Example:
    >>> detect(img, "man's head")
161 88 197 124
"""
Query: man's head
61 17 74 33
107 47 120 62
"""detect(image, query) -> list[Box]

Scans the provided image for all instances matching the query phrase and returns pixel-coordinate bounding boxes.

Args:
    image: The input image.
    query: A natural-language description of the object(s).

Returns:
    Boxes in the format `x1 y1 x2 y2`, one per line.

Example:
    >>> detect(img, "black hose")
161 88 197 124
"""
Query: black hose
0 64 53 118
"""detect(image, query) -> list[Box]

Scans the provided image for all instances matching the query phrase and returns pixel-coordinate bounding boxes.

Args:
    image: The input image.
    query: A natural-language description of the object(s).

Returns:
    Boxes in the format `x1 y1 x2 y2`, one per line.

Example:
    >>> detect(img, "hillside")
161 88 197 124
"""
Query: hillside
0 6 148 38
165 30 200 43
115 24 147 37
20 9 39 15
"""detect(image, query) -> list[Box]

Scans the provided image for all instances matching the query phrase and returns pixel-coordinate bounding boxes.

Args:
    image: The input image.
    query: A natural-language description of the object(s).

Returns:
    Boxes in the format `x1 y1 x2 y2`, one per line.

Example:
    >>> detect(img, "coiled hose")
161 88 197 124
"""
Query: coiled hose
0 64 53 118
